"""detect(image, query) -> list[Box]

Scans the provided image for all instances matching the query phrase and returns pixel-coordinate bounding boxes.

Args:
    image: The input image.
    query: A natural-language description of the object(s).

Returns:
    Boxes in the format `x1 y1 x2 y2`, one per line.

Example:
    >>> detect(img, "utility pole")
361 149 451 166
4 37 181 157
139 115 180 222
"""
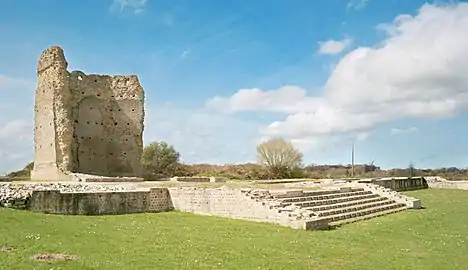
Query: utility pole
409 160 414 178
351 141 355 178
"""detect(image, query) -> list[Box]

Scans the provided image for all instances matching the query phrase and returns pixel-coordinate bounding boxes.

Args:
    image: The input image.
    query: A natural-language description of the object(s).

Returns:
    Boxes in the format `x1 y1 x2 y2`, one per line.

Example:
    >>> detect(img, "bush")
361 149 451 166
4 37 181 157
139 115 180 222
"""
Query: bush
141 141 185 180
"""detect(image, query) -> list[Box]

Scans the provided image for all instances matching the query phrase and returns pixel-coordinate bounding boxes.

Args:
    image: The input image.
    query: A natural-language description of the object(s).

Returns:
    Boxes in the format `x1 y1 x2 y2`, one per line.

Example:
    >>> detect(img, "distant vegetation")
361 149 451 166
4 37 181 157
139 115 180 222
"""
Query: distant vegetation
138 139 468 181
5 139 468 181
2 162 33 181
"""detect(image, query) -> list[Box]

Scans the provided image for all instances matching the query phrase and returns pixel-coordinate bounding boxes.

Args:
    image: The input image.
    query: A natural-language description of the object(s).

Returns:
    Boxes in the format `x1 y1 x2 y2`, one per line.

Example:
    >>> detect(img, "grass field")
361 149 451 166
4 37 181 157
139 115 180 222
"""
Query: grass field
1 188 468 270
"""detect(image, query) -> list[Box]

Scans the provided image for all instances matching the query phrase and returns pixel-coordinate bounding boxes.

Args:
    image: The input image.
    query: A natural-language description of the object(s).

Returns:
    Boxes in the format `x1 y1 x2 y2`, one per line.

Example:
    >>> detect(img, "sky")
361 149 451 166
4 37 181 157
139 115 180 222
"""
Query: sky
1 0 468 173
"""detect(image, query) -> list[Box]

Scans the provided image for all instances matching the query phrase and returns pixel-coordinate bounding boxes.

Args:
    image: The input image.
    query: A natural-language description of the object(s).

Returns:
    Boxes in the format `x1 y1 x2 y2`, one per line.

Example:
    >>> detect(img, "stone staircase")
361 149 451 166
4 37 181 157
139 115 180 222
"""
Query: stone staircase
268 186 411 228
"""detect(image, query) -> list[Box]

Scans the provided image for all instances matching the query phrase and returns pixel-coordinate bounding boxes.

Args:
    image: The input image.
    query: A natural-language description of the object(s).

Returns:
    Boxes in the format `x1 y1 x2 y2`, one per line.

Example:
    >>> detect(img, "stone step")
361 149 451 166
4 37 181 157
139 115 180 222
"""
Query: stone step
281 190 372 204
305 196 388 212
329 206 408 227
327 202 407 223
300 187 365 197
316 199 394 217
291 193 380 208
273 187 365 199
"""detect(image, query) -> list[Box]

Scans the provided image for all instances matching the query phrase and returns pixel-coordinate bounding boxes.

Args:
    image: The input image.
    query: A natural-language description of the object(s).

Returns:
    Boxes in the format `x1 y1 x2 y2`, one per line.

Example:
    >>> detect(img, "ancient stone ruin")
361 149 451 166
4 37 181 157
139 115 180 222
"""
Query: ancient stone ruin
31 46 145 181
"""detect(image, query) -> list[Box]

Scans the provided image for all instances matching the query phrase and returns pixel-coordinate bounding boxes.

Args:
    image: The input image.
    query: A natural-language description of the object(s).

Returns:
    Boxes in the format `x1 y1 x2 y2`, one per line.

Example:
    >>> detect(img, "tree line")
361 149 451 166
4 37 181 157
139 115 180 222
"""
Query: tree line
141 138 468 181
3 137 468 181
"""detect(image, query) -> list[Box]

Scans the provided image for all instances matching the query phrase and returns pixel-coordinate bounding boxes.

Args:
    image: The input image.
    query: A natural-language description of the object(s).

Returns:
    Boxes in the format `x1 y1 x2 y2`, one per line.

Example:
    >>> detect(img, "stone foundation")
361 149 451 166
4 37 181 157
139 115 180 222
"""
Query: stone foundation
22 185 420 230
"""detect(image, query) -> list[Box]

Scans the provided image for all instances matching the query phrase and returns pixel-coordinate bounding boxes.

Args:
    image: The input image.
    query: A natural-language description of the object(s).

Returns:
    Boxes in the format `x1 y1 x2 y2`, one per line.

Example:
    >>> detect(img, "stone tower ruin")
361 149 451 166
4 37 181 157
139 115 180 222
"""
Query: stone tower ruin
31 46 145 180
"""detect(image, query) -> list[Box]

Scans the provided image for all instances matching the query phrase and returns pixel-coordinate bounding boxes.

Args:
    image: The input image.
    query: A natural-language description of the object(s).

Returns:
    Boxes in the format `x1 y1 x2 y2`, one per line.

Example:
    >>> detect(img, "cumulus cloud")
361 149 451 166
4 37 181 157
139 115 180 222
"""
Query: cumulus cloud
206 3 468 143
143 103 260 164
206 86 321 114
317 38 353 55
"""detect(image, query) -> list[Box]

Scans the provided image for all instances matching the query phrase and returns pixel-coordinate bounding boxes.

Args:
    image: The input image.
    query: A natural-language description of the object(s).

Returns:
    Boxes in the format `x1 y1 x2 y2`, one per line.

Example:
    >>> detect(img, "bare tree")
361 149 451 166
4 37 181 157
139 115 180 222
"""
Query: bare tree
256 138 303 178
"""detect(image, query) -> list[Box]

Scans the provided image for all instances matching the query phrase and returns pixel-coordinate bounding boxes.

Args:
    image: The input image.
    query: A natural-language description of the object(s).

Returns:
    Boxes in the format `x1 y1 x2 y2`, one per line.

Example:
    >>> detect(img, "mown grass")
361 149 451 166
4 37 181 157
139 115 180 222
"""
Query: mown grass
1 188 468 270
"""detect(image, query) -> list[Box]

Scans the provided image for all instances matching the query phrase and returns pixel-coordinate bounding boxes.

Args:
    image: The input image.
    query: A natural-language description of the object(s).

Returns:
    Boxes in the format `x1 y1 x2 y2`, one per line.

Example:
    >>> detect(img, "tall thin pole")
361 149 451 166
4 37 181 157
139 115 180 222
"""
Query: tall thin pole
351 142 355 178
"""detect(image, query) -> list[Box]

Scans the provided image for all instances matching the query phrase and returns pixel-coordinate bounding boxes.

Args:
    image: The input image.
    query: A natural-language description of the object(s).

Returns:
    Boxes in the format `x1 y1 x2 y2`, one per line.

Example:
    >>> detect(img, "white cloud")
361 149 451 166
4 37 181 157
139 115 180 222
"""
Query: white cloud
206 86 320 114
206 3 468 144
0 74 35 173
0 75 33 92
0 119 33 174
347 0 370 11
317 38 353 55
356 132 370 141
0 120 31 140
144 104 260 164
390 127 418 136
111 0 148 14
180 48 191 60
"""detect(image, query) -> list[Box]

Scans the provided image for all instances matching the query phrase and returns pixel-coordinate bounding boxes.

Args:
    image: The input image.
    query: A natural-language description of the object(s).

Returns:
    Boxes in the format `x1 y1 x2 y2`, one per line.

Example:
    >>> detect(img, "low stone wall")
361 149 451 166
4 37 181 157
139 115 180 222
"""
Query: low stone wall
170 177 227 183
84 178 144 183
426 177 468 190
167 187 312 229
371 177 428 191
430 181 468 190
28 188 171 215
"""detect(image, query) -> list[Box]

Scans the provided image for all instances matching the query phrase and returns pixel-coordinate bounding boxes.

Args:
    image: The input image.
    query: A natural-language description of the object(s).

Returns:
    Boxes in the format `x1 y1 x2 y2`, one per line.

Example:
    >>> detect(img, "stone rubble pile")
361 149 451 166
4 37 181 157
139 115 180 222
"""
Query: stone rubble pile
0 183 128 207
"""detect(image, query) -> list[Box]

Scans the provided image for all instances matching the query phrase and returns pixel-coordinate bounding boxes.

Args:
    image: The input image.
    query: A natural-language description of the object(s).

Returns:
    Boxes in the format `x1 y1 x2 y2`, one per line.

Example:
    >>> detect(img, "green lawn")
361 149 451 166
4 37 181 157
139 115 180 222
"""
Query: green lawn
1 189 468 270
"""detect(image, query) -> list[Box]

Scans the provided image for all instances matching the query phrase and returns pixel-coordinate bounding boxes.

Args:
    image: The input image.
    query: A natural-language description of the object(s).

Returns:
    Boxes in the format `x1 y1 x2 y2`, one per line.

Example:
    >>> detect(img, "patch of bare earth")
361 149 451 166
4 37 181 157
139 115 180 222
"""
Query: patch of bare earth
30 253 78 262
0 246 14 252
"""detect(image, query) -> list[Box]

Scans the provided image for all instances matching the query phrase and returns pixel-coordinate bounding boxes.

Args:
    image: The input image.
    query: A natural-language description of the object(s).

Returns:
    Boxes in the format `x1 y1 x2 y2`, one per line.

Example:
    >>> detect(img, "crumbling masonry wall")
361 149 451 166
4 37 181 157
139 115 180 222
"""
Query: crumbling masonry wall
31 46 145 180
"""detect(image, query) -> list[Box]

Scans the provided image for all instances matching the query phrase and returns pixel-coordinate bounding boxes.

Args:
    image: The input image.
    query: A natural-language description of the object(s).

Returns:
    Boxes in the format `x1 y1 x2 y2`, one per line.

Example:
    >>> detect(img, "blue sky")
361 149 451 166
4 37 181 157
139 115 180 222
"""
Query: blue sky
1 0 468 173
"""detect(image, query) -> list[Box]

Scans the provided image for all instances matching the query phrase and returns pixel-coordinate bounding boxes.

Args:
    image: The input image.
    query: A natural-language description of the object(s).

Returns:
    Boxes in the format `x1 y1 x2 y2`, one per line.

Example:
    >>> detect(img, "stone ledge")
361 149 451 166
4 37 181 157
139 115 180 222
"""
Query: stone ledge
170 176 227 183
84 177 143 183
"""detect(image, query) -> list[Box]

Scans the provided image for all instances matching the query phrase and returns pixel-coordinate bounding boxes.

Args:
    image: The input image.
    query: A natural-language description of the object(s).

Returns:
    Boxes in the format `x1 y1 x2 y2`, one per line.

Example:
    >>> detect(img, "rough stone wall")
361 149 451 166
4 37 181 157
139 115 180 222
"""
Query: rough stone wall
31 46 73 180
27 188 172 215
149 188 173 212
31 46 145 180
167 187 304 229
371 177 428 191
69 72 144 176
28 190 151 215
426 177 468 190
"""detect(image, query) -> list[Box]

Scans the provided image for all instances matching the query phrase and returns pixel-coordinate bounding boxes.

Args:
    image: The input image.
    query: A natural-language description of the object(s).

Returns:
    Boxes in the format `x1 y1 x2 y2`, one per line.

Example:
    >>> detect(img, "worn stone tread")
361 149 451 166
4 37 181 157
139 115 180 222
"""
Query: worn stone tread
305 196 388 212
316 199 395 217
329 206 408 227
290 193 380 207
281 190 371 203
327 202 407 223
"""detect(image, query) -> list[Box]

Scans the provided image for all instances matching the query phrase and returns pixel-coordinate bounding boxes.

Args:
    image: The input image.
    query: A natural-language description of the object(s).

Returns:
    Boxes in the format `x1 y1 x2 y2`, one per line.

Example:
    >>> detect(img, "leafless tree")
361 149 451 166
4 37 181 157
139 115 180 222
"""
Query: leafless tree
256 138 303 176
